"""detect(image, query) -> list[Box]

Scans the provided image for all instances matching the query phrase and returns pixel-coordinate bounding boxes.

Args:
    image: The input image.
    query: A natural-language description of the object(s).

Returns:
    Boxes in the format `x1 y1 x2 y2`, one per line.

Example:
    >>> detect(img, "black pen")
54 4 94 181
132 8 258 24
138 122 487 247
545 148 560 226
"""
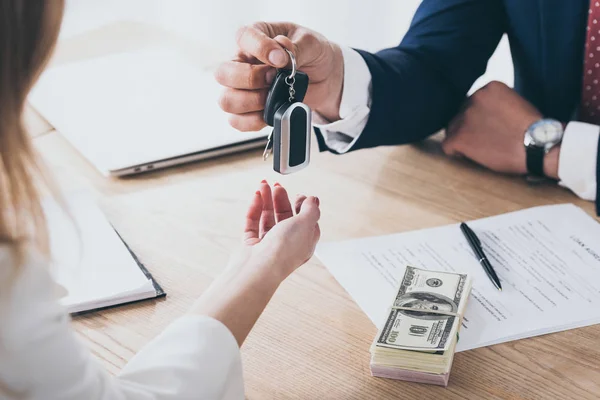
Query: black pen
459 222 502 291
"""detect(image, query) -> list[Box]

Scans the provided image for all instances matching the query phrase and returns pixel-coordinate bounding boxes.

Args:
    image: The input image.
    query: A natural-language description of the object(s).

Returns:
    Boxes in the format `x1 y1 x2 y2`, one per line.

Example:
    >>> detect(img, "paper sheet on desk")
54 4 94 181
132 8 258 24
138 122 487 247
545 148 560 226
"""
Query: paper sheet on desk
317 204 600 352
44 195 157 313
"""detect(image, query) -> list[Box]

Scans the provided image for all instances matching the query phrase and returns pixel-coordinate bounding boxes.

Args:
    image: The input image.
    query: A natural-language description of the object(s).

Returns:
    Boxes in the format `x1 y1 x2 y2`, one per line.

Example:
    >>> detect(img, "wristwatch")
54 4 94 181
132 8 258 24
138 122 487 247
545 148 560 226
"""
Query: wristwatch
524 119 564 177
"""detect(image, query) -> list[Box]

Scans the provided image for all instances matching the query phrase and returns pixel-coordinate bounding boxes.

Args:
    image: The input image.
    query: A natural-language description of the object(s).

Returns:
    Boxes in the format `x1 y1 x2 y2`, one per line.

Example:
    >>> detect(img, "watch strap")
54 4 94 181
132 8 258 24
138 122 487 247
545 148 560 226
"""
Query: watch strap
526 145 545 177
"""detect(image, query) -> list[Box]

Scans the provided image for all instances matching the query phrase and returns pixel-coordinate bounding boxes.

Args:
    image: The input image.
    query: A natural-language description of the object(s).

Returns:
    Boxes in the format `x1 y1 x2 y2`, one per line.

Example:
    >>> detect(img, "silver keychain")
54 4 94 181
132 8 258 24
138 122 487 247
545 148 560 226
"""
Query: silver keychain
263 49 298 160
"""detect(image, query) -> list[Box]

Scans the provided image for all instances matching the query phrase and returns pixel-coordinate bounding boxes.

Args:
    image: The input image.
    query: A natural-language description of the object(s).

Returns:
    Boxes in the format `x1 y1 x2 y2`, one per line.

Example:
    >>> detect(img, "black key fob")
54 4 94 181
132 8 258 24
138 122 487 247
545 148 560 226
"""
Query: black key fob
273 101 311 174
264 69 309 126
263 65 311 174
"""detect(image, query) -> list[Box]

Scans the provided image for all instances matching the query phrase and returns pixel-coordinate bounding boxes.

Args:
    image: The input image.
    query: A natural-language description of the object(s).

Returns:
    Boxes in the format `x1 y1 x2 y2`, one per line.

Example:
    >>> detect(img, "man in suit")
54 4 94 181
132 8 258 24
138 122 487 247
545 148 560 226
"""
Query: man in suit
215 0 598 211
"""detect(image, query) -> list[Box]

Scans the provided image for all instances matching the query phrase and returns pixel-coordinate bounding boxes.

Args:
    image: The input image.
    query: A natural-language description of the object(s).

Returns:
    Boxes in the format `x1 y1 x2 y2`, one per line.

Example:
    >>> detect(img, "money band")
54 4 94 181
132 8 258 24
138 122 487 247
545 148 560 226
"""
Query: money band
388 306 462 318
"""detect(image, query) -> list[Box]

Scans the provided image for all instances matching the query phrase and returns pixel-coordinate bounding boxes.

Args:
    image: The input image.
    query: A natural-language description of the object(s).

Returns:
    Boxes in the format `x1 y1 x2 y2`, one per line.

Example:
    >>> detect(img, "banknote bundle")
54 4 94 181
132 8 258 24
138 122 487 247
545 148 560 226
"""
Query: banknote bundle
370 266 472 386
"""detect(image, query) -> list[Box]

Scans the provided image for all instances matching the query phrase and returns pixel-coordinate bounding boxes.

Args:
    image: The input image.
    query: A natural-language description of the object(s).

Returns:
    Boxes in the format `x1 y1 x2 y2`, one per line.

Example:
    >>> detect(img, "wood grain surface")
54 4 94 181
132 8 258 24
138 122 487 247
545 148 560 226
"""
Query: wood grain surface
27 22 600 400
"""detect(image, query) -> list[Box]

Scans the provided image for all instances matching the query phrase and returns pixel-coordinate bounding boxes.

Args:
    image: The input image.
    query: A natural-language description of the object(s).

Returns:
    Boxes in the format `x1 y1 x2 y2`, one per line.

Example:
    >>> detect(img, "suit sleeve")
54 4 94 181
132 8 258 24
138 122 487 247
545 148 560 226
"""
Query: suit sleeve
315 0 506 153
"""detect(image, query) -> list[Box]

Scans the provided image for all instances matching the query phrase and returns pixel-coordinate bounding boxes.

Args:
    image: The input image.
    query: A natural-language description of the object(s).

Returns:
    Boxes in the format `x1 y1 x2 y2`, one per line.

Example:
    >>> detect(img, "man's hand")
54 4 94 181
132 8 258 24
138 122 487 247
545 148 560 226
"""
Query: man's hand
443 81 560 178
215 22 344 132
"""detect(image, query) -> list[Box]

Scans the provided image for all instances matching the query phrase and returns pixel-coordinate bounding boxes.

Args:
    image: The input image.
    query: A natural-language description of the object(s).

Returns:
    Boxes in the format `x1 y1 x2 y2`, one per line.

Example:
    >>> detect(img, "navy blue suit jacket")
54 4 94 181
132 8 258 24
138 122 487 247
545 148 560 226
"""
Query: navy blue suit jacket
315 0 597 210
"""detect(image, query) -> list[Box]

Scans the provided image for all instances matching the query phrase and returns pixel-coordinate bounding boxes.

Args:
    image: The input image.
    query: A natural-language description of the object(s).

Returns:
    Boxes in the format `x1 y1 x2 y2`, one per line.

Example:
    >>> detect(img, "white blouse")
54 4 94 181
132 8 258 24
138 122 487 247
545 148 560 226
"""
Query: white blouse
0 250 244 400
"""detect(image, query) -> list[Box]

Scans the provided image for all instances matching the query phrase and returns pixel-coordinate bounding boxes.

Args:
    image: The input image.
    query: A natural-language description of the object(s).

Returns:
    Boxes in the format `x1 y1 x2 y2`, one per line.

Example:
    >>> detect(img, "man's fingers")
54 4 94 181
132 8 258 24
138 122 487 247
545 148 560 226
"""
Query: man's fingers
243 191 263 244
274 30 323 70
443 104 467 156
273 35 295 68
298 196 321 223
273 34 308 70
236 24 289 68
445 109 464 138
259 181 276 238
228 112 267 132
273 183 293 222
441 137 458 156
219 88 268 114
232 49 259 64
441 136 465 158
294 195 307 215
214 61 275 90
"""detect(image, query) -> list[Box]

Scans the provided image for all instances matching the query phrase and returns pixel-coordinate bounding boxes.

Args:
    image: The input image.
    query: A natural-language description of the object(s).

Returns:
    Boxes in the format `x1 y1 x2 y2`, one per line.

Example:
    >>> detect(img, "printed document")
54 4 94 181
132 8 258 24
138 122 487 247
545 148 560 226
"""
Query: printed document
317 204 600 351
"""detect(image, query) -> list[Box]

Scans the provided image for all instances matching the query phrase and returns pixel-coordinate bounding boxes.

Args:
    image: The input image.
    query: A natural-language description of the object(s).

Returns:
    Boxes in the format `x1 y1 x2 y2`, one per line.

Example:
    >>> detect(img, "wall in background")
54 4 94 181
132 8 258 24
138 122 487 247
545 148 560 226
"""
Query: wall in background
61 0 513 91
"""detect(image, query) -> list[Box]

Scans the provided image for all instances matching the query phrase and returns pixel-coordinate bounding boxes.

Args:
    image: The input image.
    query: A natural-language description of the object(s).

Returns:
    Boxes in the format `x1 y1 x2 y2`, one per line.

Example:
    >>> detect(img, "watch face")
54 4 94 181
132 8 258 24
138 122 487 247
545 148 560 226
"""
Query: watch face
530 120 563 145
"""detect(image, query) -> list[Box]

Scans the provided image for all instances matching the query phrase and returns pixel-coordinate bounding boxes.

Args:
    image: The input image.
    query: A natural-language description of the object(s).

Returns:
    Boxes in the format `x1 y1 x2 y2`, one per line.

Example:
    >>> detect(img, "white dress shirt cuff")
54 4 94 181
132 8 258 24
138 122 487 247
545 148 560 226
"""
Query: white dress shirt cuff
558 121 600 201
313 46 372 154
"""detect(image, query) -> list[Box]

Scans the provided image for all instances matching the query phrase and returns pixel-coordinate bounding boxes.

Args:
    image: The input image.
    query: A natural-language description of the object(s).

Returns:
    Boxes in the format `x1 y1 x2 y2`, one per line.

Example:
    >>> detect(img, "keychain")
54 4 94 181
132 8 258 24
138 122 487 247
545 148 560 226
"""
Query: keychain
262 49 311 175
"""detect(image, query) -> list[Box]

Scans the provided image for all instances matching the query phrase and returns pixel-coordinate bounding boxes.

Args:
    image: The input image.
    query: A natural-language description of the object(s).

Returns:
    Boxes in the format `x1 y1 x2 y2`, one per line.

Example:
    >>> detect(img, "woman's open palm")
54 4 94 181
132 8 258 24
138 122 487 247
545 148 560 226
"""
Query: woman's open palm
236 181 321 281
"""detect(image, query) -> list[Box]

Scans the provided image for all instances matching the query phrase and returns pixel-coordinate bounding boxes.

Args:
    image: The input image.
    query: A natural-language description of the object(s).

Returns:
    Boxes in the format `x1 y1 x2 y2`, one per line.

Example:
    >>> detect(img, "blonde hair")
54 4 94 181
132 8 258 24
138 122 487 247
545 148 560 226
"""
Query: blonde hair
0 1 65 262
0 2 65 397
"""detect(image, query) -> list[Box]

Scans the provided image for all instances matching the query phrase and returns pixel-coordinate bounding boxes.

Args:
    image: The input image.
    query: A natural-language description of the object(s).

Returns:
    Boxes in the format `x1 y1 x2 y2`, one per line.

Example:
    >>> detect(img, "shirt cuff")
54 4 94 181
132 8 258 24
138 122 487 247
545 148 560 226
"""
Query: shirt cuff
313 46 372 154
558 121 600 201
119 315 244 399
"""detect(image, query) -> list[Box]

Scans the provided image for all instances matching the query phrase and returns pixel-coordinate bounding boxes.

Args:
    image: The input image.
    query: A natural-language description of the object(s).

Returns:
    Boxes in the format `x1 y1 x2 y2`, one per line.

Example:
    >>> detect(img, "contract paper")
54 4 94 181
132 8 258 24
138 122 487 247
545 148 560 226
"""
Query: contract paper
317 204 600 352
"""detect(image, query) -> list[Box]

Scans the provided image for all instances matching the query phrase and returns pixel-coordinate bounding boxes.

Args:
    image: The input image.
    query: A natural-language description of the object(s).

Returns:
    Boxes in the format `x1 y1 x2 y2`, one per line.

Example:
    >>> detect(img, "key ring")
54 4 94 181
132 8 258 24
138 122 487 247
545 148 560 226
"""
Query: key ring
284 48 296 86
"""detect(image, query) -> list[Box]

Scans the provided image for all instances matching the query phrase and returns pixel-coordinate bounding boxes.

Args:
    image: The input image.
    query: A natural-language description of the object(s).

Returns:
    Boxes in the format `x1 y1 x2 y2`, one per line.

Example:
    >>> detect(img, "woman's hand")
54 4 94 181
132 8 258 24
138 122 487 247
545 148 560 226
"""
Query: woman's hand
191 181 320 346
232 180 321 283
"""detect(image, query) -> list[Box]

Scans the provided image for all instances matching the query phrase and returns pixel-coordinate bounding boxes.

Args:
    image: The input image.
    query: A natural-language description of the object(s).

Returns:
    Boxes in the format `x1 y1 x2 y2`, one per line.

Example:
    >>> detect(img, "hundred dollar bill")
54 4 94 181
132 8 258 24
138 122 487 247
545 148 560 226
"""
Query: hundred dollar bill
374 266 470 352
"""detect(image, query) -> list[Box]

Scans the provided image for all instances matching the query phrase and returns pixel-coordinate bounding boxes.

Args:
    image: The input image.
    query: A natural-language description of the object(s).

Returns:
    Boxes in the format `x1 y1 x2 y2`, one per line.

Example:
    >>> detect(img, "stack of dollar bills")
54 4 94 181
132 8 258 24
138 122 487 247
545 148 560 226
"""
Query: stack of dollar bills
370 266 472 386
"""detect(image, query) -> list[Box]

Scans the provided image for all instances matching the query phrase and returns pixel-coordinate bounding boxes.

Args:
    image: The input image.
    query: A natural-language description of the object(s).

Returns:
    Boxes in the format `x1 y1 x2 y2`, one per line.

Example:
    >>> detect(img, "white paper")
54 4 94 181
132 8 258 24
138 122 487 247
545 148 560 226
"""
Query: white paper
45 195 155 313
317 204 600 352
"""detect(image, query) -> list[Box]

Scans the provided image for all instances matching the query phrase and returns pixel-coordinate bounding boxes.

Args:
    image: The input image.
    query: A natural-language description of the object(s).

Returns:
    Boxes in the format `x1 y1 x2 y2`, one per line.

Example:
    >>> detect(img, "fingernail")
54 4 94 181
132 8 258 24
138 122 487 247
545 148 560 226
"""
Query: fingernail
268 49 287 67
314 197 320 206
265 69 276 85
255 190 261 195
274 182 281 187
261 179 267 184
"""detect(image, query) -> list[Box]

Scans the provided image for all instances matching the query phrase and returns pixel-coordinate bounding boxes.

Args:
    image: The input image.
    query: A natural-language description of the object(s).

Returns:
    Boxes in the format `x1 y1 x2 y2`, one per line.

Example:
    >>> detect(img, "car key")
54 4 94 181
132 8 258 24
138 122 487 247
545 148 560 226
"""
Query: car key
262 56 309 161
262 49 311 174
261 71 309 161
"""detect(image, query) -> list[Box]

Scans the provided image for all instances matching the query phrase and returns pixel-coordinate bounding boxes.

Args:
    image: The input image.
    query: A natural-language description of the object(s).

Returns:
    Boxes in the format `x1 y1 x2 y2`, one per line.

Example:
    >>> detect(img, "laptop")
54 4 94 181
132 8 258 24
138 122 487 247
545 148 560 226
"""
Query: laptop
28 47 269 176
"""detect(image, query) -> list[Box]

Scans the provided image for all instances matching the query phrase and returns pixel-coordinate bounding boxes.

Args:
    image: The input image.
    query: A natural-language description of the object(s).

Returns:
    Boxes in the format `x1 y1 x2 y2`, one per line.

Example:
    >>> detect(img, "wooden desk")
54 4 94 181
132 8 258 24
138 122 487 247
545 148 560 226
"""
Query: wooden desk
31 24 600 400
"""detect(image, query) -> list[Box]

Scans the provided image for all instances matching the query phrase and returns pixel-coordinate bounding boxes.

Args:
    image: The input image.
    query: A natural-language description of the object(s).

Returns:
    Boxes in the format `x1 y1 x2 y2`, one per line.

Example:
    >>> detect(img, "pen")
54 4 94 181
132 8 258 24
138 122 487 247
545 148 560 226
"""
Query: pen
459 222 503 291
